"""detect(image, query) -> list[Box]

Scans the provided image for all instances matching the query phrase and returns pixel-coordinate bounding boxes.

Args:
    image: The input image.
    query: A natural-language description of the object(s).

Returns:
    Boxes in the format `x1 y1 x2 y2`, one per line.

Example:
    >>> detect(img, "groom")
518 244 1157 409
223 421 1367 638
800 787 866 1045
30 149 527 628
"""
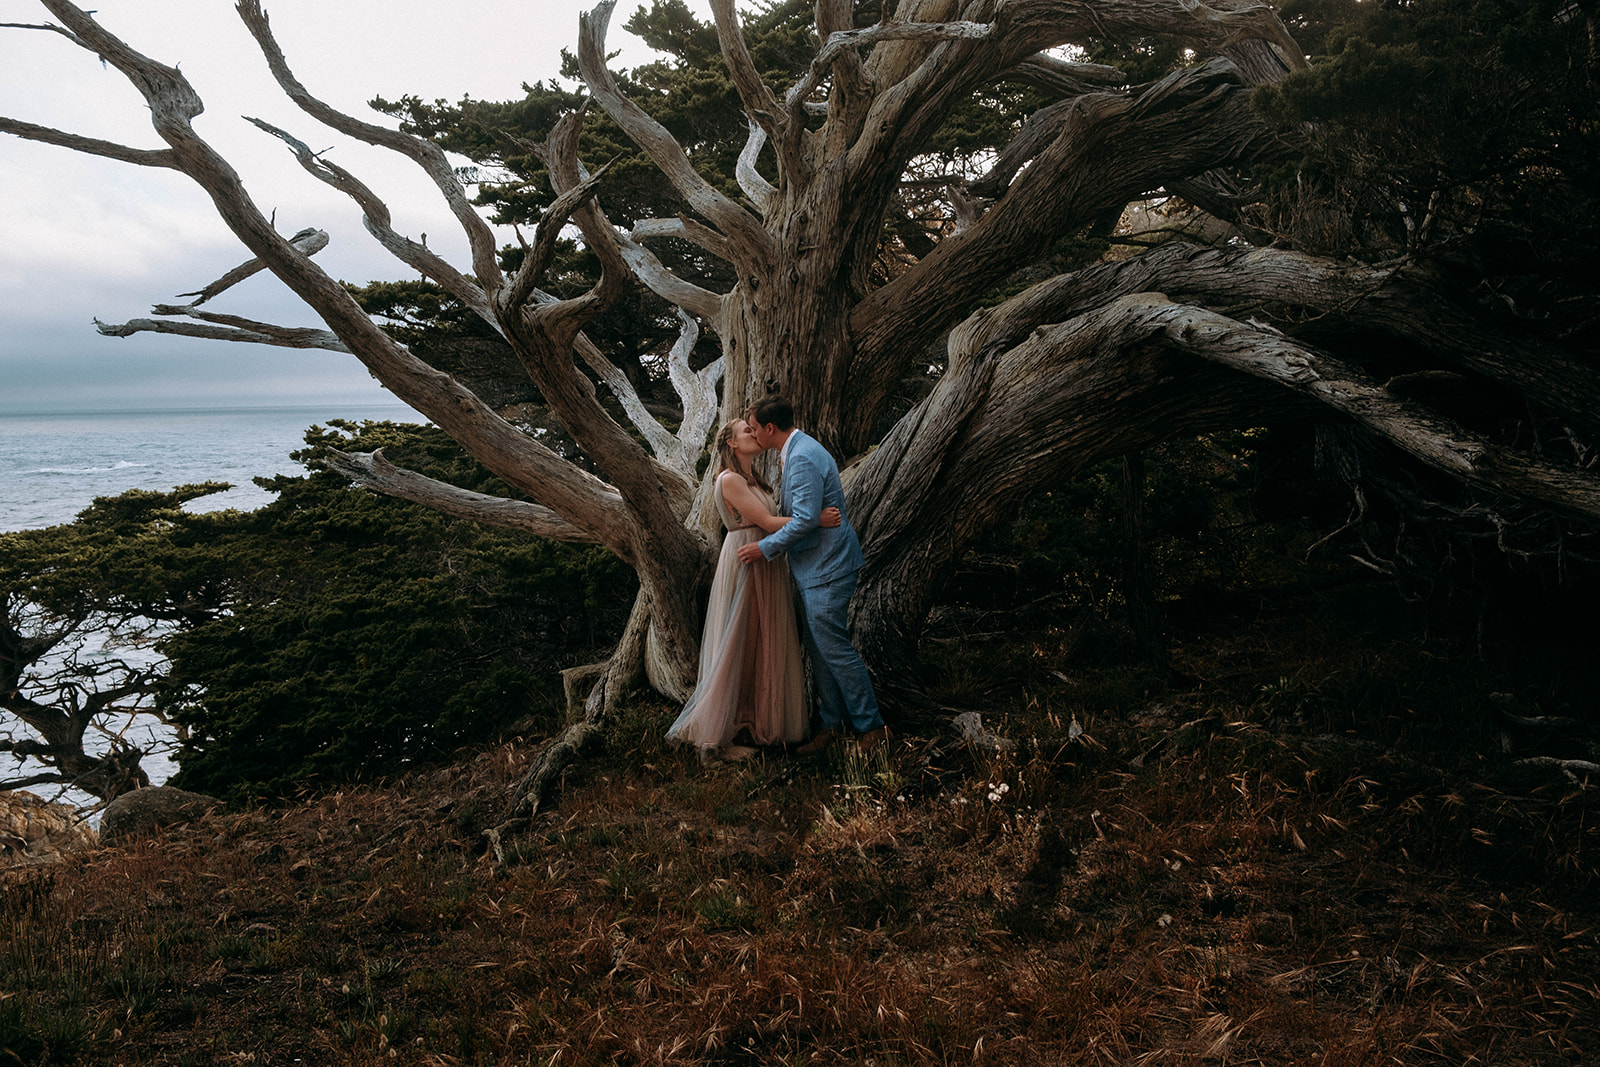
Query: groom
737 396 887 754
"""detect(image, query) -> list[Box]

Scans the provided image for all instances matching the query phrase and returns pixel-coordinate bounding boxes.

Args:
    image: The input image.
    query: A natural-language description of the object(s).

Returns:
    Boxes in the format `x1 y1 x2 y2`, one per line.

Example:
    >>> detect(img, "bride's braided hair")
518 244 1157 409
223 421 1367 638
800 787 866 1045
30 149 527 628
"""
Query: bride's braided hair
715 420 773 496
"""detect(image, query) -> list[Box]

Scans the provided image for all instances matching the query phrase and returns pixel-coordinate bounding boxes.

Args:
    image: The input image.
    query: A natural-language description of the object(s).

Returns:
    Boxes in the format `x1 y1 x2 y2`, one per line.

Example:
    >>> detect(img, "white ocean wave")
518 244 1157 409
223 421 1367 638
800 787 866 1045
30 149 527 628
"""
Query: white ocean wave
24 460 153 475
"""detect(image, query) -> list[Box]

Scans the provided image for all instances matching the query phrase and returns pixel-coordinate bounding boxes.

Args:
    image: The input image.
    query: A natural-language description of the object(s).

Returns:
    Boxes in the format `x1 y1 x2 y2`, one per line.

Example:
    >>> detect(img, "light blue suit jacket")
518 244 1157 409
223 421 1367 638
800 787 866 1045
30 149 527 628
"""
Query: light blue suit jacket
756 431 863 590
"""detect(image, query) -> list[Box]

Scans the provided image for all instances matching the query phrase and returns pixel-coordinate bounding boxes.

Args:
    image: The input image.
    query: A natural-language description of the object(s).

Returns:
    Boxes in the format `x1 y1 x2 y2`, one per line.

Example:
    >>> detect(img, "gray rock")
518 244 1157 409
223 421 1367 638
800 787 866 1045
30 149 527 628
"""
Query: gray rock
99 786 221 843
953 711 1017 753
0 790 98 866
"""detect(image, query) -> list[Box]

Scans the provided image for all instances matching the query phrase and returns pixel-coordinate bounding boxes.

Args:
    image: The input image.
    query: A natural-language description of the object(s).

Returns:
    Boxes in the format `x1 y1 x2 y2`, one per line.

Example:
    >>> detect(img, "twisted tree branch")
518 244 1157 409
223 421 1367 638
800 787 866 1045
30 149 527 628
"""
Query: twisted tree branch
235 0 505 297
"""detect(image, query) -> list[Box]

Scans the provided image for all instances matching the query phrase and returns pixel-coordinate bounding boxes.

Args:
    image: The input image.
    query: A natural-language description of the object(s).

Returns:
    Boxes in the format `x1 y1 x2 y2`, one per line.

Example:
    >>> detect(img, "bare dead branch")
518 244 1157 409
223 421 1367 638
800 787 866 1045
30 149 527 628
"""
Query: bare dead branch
790 17 995 112
614 239 726 324
708 0 781 122
246 117 498 331
735 119 777 216
571 336 683 468
853 59 1282 406
498 278 692 471
664 309 722 467
234 0 505 298
709 0 789 181
321 449 603 542
579 0 770 257
0 771 78 794
1004 53 1126 95
0 19 79 40
635 216 733 263
0 116 180 168
175 227 329 305
985 241 1600 436
38 1 203 127
569 309 720 476
95 313 349 351
35 1 653 561
520 112 637 355
1157 300 1600 520
504 144 611 312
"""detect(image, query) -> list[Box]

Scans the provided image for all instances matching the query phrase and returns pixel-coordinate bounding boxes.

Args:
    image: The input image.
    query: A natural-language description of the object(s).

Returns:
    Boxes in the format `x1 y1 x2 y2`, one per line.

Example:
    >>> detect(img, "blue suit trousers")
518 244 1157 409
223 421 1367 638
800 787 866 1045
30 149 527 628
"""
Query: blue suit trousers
794 572 882 735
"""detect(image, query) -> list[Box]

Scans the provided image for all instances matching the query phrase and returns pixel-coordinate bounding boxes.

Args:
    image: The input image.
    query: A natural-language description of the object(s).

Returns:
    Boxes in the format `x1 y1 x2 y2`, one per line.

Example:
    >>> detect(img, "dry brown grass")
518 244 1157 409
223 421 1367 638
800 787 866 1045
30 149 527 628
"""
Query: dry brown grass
3 620 1598 1065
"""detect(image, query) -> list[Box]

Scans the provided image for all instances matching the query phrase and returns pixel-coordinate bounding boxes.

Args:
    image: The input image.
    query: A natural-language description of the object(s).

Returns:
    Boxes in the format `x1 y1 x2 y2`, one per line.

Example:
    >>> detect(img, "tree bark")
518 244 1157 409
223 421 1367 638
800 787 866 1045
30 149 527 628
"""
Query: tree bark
846 292 1301 696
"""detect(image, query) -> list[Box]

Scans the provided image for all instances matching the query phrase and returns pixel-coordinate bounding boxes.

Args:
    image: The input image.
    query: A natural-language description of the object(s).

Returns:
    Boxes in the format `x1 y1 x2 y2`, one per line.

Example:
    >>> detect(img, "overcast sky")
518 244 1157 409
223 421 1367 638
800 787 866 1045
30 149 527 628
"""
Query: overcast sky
0 0 709 414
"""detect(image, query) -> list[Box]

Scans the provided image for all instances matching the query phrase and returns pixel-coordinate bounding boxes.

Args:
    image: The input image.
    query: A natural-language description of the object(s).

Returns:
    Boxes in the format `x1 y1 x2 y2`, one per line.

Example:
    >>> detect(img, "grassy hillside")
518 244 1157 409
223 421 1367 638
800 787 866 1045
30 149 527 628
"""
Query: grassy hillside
4 580 1597 1065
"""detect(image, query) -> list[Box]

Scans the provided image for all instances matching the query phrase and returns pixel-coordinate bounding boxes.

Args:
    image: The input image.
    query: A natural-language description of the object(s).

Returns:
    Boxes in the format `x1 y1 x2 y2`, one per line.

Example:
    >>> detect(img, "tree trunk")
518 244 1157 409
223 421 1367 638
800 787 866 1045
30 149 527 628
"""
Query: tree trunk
847 293 1300 697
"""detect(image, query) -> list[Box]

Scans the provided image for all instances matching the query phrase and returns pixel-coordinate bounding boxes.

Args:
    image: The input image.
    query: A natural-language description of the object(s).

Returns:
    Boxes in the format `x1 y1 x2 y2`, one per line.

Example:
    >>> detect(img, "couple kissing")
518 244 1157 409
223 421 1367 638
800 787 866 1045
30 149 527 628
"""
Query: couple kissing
666 396 887 761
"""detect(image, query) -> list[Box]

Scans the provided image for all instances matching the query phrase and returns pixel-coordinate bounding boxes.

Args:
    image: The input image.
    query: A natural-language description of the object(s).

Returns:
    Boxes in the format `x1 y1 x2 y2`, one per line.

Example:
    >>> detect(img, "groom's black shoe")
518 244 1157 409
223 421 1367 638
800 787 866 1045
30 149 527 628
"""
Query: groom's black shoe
796 731 838 756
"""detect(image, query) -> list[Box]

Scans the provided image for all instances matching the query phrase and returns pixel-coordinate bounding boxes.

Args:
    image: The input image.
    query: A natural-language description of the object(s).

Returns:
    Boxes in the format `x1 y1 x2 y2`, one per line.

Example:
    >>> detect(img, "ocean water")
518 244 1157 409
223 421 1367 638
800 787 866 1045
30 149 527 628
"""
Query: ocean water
1 404 418 815
1 405 418 532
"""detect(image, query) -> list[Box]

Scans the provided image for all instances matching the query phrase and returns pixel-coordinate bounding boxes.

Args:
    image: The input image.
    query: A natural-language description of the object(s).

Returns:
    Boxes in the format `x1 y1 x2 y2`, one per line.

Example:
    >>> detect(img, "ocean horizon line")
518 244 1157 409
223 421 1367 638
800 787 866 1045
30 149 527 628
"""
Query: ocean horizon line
0 402 424 420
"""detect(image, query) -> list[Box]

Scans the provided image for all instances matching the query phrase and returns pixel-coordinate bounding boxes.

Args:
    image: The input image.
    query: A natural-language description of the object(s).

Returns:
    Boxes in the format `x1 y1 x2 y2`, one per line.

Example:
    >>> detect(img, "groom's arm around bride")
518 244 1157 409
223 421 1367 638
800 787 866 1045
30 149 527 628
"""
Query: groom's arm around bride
742 434 837 568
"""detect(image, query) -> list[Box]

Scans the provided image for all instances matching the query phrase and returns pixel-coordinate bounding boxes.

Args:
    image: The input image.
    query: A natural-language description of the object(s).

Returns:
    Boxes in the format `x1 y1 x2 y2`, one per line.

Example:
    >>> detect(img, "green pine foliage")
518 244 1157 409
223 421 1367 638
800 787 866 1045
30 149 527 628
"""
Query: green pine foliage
1084 35 1192 86
1252 0 1600 285
155 421 634 803
3 484 237 628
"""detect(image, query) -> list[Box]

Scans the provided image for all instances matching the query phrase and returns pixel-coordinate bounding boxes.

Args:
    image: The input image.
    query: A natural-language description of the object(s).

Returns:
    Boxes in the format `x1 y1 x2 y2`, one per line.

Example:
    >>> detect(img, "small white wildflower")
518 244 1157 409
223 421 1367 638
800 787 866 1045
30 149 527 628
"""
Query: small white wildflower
1157 913 1173 928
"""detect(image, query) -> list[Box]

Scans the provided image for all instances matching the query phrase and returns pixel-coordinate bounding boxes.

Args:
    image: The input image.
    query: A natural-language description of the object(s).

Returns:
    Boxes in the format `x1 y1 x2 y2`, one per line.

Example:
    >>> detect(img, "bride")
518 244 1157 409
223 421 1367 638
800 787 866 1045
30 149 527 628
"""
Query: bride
667 417 838 760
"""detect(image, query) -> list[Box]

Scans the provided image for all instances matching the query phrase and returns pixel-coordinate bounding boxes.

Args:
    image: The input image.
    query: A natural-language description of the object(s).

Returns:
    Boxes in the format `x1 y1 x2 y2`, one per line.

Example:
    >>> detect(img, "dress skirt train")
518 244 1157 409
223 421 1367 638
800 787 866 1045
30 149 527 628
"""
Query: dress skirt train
667 523 807 748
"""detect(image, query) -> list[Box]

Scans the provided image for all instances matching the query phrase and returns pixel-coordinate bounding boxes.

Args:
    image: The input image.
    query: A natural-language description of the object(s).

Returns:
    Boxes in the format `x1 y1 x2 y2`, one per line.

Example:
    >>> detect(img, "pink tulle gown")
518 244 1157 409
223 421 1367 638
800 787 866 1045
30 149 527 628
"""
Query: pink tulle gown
667 472 808 749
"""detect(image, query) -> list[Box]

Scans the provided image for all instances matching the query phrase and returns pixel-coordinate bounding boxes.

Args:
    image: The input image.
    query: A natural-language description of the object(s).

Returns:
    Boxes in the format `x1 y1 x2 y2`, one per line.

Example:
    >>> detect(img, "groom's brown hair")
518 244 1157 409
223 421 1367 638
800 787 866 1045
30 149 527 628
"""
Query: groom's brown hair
750 395 794 430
